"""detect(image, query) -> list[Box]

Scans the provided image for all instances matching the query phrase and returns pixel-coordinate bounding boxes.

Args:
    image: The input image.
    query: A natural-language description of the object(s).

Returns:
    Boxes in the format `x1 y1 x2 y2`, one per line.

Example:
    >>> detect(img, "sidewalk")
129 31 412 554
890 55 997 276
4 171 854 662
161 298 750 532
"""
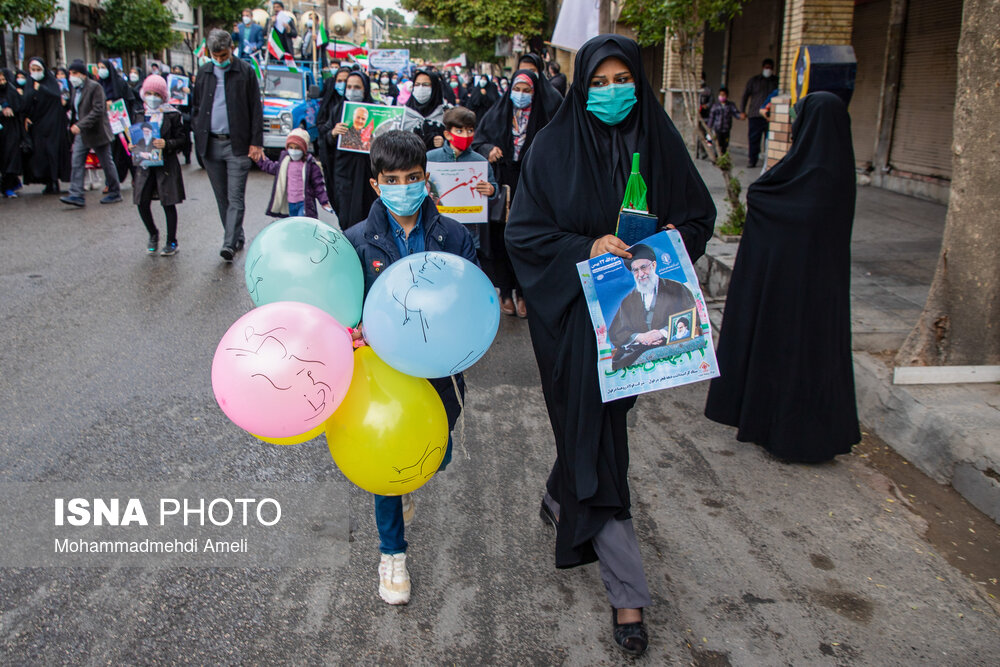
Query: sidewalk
692 148 1000 523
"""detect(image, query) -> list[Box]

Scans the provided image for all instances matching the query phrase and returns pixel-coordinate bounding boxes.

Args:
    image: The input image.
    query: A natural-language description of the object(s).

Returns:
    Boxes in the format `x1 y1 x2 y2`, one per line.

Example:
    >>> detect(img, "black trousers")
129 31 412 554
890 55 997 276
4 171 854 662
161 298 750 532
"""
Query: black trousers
715 131 730 155
747 117 768 165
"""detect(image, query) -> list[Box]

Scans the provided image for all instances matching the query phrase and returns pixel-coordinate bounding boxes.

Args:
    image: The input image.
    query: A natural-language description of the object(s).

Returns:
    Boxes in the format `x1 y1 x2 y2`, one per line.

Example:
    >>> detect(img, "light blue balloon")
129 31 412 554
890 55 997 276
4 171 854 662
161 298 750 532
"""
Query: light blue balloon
362 252 500 378
244 217 364 327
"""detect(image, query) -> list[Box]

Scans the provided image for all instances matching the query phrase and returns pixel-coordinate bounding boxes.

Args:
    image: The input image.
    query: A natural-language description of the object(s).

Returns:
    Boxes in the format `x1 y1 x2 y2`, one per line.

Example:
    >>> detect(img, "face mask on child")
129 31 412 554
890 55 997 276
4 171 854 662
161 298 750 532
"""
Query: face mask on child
287 148 304 161
379 181 427 217
718 96 727 104
144 95 163 109
448 133 474 153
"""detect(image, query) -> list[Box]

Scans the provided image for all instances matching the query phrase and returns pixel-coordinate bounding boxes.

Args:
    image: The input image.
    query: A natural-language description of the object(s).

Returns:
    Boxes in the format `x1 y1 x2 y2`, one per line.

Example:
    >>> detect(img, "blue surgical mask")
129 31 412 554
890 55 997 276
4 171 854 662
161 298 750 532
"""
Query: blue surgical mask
98 68 110 80
586 83 637 126
334 81 346 95
379 181 427 217
212 57 231 69
510 91 532 109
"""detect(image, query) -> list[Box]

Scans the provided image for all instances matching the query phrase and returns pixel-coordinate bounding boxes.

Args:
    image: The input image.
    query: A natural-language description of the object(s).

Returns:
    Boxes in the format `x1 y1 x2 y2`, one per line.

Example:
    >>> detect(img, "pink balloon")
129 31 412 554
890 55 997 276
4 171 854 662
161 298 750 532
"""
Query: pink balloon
212 302 354 438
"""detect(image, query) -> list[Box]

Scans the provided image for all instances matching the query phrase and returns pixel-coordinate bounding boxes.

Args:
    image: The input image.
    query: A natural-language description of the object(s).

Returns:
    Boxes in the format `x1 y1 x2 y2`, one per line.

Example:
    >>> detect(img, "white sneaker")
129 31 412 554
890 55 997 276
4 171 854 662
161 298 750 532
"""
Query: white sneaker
378 553 411 605
401 493 415 526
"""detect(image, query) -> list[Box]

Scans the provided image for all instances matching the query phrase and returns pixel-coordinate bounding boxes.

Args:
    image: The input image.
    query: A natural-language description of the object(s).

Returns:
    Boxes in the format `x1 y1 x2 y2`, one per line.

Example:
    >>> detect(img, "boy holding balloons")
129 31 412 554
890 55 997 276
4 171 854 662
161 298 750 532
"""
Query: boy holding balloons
344 130 480 605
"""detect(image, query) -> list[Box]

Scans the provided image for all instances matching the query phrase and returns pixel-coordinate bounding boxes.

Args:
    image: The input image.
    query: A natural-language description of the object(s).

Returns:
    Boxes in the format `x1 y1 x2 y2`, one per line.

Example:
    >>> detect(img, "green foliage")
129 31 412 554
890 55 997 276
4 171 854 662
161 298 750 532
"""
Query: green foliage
371 7 408 26
195 0 263 30
380 13 496 65
96 0 178 55
400 0 547 40
619 0 747 47
0 0 57 30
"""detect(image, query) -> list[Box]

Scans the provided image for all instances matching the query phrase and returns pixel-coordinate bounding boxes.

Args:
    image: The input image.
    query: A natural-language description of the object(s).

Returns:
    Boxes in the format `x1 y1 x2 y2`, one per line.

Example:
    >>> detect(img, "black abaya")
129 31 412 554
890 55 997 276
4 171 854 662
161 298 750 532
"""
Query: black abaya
332 71 377 230
24 59 70 185
505 35 715 568
0 69 25 177
317 67 351 200
405 70 447 150
704 92 860 463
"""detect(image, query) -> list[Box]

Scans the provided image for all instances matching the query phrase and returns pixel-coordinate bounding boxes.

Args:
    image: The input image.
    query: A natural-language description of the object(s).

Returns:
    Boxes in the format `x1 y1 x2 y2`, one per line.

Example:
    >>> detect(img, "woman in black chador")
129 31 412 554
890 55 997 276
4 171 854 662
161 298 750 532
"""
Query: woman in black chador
704 91 860 463
505 34 715 656
24 58 70 193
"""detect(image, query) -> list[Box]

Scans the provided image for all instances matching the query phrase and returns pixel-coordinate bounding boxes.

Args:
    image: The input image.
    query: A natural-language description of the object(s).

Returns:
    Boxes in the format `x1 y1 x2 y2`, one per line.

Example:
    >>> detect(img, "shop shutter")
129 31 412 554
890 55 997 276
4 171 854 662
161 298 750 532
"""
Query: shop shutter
889 0 962 179
849 0 891 170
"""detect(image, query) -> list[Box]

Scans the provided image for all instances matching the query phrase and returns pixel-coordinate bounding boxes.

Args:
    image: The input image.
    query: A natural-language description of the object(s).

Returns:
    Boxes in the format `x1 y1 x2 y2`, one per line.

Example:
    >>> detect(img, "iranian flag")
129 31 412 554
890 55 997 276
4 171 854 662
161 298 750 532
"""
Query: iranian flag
316 20 328 47
249 53 262 80
268 27 298 71
326 39 366 59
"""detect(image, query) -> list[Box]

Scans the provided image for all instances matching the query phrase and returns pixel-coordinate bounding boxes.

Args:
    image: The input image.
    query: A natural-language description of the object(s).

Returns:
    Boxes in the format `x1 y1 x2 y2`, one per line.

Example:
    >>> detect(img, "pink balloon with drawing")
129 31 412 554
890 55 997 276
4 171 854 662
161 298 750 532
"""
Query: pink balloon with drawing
212 301 354 439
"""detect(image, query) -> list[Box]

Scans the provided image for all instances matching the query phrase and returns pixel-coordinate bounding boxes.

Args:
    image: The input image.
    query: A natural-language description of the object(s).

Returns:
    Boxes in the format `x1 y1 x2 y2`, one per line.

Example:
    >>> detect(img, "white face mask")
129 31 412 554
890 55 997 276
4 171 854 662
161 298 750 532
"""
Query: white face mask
412 86 432 104
287 148 304 161
98 68 109 79
344 88 364 102
69 75 85 87
144 95 162 109
129 73 139 83
762 68 773 78
30 70 45 82
242 16 252 25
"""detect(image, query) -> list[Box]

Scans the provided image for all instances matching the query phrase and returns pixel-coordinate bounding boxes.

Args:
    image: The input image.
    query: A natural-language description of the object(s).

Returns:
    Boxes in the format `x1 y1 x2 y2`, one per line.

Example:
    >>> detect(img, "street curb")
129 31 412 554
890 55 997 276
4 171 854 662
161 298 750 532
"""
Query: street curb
699 243 1000 524
853 352 1000 523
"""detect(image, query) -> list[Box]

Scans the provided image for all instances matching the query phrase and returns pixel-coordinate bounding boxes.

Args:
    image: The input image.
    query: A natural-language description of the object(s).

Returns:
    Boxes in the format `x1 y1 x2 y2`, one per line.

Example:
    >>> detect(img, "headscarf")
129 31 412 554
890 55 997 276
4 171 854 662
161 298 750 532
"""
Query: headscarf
345 70 374 104
319 65 352 124
510 72 534 161
405 69 444 117
0 68 23 112
474 69 550 166
99 58 130 101
27 58 61 97
517 52 563 117
463 75 499 113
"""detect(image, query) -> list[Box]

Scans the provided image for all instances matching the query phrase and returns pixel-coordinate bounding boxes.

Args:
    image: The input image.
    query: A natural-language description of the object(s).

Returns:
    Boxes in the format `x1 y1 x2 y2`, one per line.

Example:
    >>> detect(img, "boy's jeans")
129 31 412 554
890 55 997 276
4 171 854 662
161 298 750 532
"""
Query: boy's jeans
374 435 453 554
287 200 304 216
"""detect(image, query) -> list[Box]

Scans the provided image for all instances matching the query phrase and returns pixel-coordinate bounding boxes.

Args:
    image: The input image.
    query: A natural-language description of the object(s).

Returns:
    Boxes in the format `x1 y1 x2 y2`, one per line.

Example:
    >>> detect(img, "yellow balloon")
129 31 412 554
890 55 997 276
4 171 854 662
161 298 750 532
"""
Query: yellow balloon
326 347 448 495
253 422 326 446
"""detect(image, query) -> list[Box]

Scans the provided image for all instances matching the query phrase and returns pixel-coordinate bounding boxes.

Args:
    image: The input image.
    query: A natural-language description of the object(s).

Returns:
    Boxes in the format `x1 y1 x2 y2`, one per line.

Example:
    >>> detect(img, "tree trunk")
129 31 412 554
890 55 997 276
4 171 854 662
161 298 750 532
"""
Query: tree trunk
896 0 1000 366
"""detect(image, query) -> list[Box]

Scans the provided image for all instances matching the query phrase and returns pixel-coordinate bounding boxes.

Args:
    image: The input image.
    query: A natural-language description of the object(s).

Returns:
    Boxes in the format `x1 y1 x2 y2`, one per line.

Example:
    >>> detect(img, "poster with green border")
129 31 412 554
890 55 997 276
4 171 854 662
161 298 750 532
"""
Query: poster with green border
337 102 408 154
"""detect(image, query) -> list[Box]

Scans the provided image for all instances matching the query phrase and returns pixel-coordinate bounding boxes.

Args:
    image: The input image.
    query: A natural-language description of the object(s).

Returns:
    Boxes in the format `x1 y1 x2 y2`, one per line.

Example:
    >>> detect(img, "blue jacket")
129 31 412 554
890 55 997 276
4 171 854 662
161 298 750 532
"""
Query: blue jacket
344 196 479 430
235 22 265 58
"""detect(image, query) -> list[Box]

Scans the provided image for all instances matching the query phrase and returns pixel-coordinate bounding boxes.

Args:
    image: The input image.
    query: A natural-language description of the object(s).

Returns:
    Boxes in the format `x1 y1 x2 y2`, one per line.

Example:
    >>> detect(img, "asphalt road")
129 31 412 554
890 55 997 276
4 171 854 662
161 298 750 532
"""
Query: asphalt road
1 166 998 664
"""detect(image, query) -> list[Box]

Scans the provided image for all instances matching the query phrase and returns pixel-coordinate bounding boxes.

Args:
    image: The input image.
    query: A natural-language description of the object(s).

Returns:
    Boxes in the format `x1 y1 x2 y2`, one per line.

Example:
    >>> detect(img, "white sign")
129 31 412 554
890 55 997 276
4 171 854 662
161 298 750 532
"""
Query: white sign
48 0 71 32
16 18 38 35
427 162 489 224
368 49 410 72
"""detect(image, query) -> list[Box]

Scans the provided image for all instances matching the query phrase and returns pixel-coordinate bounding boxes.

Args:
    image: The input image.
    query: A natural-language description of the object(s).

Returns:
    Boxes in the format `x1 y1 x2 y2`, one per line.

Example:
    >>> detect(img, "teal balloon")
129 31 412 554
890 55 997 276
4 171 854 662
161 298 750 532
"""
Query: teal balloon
244 217 364 327
362 252 500 378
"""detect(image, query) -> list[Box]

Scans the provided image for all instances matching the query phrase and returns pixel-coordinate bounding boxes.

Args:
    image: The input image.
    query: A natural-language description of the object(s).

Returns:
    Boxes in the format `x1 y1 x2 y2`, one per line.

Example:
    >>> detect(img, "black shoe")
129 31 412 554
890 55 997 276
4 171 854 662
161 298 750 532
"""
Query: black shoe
220 246 235 262
43 184 60 195
539 499 558 533
146 236 159 255
748 160 757 168
59 195 85 207
612 607 649 657
160 241 178 256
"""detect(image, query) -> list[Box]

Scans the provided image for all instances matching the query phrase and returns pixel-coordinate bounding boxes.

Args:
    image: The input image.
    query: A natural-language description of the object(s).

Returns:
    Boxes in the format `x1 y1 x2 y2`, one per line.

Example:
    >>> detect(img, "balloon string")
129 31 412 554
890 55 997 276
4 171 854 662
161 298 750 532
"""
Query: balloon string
450 374 469 460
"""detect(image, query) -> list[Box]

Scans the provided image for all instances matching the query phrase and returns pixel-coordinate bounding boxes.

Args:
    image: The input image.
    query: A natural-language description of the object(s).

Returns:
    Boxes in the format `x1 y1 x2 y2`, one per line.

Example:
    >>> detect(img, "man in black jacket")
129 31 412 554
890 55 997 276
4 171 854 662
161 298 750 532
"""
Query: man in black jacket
192 29 264 261
740 57 778 168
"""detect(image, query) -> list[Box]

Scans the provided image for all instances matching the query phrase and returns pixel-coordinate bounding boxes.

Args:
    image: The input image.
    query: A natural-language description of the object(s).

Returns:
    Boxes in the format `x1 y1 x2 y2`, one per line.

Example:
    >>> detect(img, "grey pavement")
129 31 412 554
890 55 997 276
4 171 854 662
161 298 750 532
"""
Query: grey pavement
1 166 998 664
693 151 1000 527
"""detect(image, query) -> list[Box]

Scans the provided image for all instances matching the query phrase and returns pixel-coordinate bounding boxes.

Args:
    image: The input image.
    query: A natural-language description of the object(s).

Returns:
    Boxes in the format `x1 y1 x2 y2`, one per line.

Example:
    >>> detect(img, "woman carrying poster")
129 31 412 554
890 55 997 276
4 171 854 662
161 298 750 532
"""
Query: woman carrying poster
504 34 715 657
330 71 378 229
704 92 860 463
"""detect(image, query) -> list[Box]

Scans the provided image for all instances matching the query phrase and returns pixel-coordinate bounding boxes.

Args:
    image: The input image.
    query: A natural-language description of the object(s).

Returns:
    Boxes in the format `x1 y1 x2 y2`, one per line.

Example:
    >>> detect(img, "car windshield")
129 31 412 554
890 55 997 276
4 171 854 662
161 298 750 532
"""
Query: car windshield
263 71 303 100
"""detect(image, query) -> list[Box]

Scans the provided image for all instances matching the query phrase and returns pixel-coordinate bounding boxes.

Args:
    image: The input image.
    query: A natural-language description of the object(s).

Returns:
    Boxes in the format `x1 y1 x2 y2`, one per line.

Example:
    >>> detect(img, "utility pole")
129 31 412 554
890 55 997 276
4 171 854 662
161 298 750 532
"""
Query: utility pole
599 0 612 34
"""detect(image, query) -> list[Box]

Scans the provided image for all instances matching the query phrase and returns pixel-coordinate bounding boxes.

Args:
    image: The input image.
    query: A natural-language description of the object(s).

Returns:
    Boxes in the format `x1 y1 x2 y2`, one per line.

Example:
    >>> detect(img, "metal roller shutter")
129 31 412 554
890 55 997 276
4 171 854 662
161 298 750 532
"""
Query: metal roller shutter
889 0 962 179
849 0 890 169
726 0 785 150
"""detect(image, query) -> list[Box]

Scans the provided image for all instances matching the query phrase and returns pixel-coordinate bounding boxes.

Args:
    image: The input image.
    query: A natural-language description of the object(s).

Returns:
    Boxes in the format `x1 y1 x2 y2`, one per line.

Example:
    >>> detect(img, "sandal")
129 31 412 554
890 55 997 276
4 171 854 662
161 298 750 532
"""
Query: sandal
611 607 648 656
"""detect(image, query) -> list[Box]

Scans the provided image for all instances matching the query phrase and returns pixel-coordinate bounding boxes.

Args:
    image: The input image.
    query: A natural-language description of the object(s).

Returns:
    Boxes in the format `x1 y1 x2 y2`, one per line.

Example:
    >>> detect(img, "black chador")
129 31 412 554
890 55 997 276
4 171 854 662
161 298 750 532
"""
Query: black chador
705 92 860 463
505 35 715 568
